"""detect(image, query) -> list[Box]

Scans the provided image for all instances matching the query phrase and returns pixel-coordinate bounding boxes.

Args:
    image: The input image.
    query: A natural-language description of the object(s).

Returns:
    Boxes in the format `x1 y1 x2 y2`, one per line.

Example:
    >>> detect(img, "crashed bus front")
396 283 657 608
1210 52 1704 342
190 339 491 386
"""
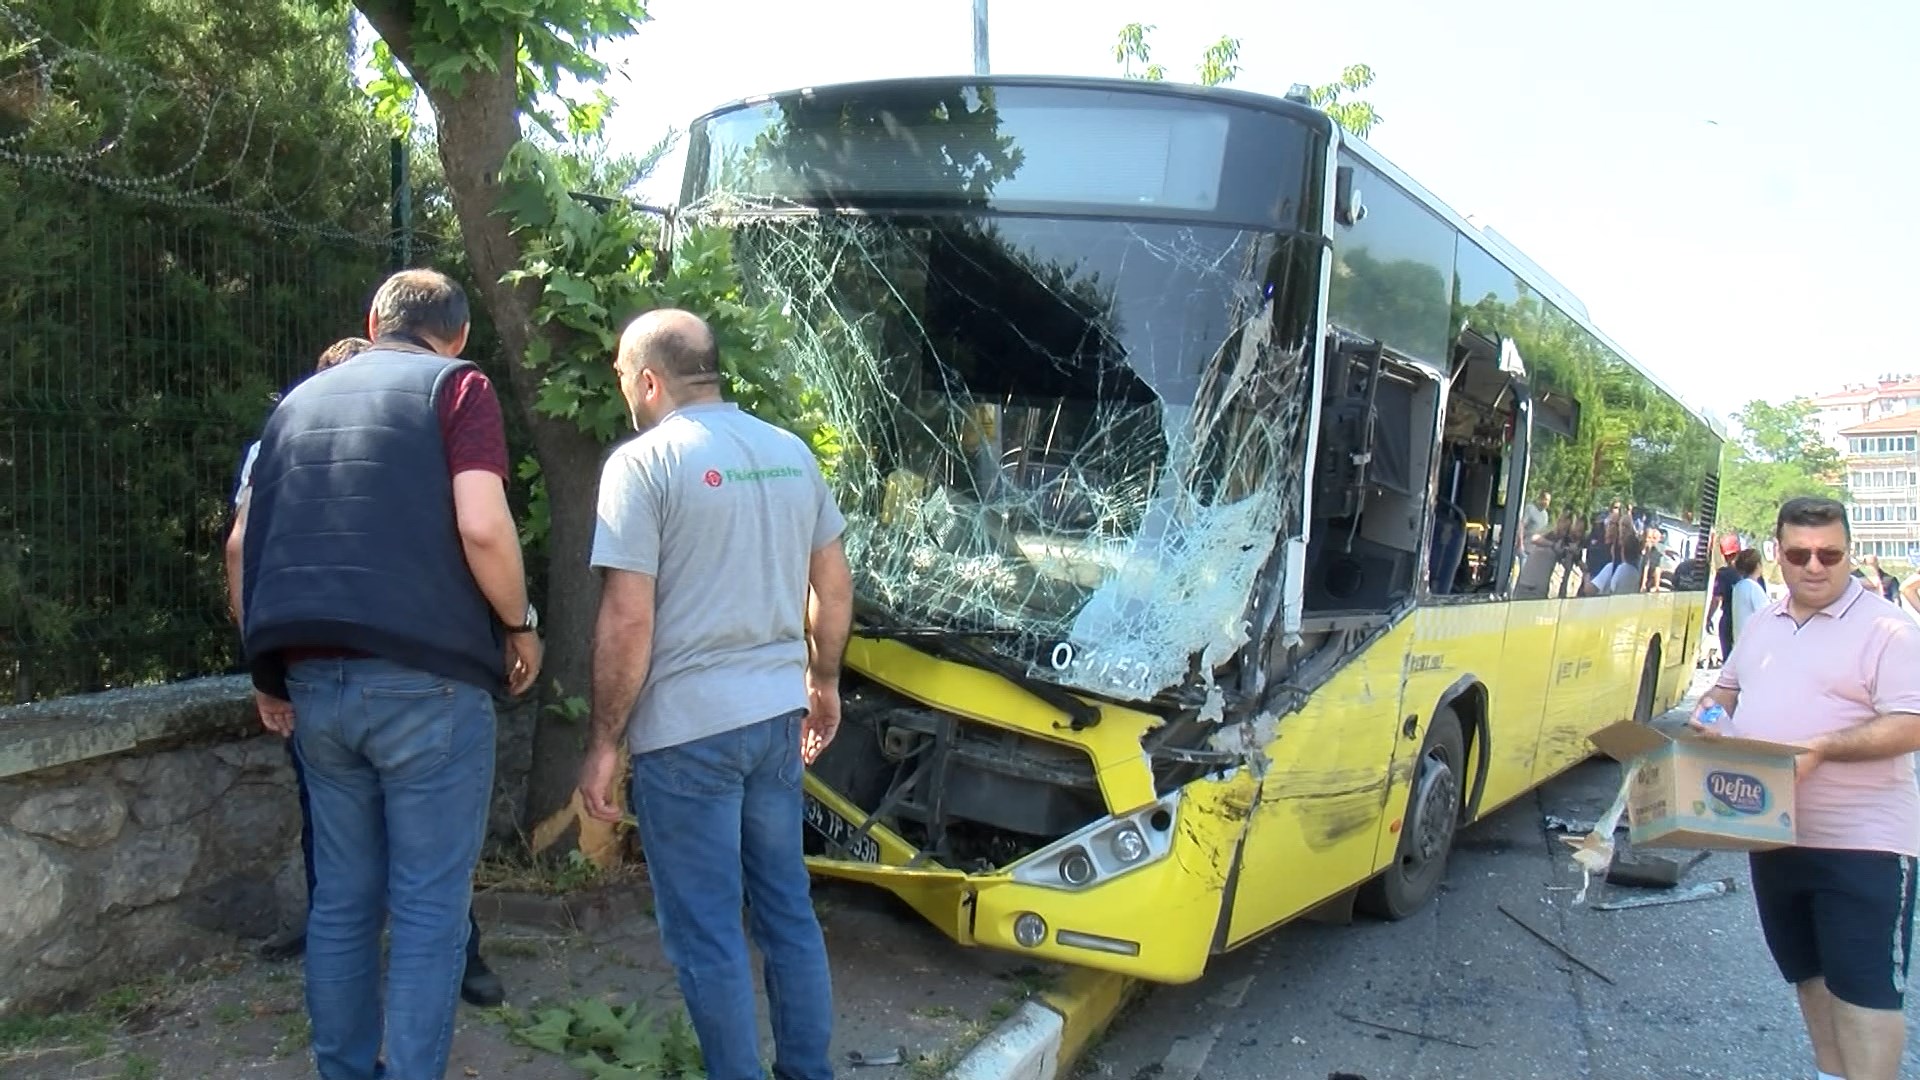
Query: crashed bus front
678 76 1335 982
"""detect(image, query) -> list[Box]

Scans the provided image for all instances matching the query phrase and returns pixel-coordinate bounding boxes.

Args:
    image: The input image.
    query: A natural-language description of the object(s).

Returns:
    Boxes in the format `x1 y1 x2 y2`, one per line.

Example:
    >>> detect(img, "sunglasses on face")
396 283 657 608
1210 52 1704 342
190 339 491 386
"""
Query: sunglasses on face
1781 547 1846 567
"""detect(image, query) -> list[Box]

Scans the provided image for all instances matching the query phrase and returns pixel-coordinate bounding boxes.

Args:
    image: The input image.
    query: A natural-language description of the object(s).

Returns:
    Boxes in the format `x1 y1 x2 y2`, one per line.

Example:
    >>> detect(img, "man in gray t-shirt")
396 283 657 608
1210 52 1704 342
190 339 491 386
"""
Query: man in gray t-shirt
577 309 852 1080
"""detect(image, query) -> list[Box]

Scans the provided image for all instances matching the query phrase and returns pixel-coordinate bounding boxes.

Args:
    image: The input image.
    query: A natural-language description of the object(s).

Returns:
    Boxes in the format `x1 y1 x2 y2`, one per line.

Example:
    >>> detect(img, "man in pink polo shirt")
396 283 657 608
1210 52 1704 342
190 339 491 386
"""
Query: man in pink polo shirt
1691 496 1920 1080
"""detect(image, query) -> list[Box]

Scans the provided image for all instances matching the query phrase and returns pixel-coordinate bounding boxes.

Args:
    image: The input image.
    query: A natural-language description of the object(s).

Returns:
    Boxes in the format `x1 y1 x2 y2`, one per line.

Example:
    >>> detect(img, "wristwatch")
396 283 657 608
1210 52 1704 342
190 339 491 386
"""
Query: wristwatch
506 603 539 635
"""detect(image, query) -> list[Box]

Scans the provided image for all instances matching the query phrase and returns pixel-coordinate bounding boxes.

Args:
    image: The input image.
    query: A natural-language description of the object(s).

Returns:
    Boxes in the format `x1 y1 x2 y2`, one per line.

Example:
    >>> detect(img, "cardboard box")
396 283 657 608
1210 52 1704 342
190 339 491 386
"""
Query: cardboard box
1588 721 1803 851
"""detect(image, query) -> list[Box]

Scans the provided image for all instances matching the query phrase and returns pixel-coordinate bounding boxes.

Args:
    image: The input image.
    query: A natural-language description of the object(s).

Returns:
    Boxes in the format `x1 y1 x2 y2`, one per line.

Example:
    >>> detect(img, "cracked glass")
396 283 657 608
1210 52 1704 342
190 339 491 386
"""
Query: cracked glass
682 83 1327 710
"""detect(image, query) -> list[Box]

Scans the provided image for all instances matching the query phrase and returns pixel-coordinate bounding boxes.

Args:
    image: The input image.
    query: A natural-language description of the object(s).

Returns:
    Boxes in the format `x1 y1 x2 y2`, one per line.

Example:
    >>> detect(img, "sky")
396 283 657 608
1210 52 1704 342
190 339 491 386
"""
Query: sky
585 0 1920 424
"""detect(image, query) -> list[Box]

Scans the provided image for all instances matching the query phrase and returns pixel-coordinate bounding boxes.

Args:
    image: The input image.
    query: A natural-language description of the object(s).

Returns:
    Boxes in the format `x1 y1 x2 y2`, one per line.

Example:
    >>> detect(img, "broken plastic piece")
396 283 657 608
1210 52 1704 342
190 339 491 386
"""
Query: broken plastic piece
1592 878 1737 911
847 1047 907 1067
1559 762 1639 903
1542 814 1610 834
1608 849 1711 889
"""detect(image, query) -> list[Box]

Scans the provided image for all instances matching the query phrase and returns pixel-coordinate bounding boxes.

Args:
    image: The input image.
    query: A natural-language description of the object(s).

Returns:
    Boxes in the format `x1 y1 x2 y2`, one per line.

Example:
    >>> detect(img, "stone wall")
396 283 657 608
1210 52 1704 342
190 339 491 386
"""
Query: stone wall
0 676 537 1016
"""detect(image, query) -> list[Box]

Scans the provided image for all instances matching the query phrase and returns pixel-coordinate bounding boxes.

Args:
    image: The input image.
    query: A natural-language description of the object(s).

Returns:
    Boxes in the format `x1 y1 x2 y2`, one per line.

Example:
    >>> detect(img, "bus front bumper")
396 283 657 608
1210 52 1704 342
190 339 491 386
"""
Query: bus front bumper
801 775 1230 985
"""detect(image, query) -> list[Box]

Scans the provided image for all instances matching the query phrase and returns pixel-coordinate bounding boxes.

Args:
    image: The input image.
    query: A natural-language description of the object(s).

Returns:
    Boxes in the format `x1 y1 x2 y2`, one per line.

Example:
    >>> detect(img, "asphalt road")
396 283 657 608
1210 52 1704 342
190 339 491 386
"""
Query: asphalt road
1075 673 1920 1080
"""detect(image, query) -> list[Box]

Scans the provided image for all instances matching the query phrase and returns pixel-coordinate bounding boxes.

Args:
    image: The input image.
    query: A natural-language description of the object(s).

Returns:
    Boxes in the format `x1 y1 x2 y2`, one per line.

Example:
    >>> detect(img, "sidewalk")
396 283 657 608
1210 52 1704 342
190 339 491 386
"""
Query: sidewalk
0 876 1061 1079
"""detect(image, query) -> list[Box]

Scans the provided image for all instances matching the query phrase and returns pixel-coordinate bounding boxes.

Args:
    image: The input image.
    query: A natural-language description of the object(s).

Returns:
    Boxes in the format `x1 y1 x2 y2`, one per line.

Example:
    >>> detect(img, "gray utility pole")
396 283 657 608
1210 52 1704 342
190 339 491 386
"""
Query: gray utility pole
972 0 990 75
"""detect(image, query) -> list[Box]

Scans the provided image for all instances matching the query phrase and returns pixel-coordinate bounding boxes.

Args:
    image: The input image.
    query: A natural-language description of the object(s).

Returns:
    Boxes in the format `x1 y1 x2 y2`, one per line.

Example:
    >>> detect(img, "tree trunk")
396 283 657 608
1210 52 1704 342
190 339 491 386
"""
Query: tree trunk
359 5 609 833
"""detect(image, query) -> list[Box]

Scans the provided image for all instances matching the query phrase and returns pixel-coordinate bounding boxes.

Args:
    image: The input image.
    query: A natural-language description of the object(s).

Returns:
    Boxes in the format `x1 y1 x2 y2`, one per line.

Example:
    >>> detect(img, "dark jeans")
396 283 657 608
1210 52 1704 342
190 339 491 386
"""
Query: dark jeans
288 736 482 962
286 658 495 1080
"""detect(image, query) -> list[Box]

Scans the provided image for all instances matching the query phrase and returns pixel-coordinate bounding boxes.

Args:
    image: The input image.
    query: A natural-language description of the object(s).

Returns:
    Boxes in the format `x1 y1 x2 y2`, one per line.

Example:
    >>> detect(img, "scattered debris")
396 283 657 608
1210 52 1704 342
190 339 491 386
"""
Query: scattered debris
847 1047 906 1067
1497 904 1616 985
1542 815 1607 834
1558 764 1639 903
1607 849 1711 890
1334 1011 1483 1050
1593 878 1738 911
1291 1035 1307 1045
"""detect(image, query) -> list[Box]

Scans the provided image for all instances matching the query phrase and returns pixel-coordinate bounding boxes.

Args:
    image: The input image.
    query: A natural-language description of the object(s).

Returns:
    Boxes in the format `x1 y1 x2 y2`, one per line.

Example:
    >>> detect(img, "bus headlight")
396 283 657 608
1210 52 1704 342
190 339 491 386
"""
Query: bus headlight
1059 849 1096 886
1010 792 1180 892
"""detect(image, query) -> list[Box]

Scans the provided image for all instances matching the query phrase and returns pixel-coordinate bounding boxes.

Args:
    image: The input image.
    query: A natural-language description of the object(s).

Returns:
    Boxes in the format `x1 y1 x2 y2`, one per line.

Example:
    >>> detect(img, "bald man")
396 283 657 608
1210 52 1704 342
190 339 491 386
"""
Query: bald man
578 310 852 1080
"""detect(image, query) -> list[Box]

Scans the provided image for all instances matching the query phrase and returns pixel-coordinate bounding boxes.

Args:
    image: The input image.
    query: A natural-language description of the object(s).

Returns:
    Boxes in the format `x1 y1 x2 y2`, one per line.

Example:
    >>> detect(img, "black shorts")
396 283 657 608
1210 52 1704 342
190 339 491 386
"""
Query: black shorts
1749 847 1918 1009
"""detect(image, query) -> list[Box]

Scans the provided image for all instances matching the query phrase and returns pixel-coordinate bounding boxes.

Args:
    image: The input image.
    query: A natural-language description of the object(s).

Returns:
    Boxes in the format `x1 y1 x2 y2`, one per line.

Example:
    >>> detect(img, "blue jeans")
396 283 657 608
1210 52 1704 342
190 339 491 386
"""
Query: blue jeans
286 739 485 963
630 711 835 1080
287 658 496 1080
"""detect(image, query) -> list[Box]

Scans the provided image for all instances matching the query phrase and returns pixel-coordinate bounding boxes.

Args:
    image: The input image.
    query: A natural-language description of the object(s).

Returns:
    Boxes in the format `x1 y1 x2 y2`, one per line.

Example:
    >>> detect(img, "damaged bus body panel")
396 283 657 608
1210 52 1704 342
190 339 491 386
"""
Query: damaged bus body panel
677 76 1722 984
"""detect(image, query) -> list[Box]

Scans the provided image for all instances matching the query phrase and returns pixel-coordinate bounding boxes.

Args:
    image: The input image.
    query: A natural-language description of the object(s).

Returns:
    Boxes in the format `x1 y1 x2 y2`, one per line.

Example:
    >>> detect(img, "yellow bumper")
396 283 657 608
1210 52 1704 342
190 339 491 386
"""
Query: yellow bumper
802 774 1235 985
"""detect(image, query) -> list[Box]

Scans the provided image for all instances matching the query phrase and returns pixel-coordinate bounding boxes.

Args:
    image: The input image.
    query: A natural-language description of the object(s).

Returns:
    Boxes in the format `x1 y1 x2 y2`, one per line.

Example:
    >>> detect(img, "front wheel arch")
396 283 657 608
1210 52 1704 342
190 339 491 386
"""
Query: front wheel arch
1356 705 1466 920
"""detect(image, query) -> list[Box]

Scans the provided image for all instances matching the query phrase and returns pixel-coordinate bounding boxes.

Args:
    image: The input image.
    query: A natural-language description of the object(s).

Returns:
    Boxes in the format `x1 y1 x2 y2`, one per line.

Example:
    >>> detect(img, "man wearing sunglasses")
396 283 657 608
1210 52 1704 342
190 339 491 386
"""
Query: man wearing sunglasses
1690 496 1920 1080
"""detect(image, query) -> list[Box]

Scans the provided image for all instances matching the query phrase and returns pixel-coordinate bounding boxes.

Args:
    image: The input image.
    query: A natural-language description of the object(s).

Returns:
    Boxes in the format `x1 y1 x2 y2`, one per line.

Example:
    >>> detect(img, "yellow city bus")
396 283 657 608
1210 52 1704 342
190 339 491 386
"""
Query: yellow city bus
677 75 1724 984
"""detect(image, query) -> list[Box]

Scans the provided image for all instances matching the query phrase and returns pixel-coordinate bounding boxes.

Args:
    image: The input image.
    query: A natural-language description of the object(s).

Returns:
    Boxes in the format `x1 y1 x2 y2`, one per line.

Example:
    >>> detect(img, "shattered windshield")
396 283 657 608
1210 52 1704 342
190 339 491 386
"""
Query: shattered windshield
682 83 1324 704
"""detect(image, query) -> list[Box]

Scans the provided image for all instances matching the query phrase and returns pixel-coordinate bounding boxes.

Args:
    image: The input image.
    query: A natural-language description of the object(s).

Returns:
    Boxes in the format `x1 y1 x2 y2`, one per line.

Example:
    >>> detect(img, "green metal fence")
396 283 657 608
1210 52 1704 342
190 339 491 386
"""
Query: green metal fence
0 177 399 702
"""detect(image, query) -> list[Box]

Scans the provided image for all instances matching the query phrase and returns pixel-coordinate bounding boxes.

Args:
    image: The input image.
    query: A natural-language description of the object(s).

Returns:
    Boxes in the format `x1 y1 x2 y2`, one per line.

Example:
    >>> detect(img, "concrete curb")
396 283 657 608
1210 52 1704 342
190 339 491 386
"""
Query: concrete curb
948 968 1138 1080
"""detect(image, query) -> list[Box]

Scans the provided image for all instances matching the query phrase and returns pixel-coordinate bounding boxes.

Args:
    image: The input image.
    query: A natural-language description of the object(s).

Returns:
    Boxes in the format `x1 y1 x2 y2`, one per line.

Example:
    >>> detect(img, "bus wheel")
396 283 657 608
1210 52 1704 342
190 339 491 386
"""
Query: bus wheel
1631 644 1661 725
1358 707 1465 919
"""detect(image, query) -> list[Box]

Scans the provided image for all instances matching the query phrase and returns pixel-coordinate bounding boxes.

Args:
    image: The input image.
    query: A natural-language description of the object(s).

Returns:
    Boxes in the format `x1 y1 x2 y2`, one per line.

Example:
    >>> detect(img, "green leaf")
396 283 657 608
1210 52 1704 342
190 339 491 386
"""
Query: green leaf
497 179 556 232
569 998 632 1051
523 335 552 371
546 273 606 316
609 1026 667 1070
509 1007 576 1054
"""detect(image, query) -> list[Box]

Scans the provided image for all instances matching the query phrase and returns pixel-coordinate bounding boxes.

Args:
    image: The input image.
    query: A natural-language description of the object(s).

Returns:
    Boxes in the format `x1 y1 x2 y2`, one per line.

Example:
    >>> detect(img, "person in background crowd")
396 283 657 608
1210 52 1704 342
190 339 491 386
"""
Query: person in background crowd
1633 525 1665 593
240 269 541 1080
223 337 506 1008
1517 490 1551 574
1690 496 1920 1080
1514 510 1577 599
578 309 852 1080
1729 546 1768 642
1856 553 1900 603
1704 533 1744 662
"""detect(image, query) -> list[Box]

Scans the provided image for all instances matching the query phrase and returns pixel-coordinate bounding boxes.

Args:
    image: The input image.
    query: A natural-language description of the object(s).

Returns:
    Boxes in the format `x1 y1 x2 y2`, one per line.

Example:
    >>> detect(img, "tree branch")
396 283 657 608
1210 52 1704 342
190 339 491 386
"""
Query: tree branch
352 0 416 66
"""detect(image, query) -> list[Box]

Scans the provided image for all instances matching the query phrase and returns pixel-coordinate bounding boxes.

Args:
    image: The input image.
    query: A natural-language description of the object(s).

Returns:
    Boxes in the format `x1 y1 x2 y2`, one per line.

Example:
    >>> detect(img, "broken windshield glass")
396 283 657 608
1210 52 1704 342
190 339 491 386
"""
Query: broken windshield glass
679 82 1324 707
684 207 1321 707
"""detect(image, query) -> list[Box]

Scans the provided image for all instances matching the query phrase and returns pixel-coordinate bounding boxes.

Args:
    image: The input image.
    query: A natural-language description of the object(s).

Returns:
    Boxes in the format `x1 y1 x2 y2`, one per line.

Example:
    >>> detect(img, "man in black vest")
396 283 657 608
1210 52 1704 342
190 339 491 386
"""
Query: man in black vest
225 335 507 1008
241 268 542 1080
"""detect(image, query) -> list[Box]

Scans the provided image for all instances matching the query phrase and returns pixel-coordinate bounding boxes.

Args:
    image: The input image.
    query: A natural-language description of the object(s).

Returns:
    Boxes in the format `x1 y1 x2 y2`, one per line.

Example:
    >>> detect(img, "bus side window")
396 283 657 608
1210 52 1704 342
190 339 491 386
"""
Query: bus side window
1513 423 1573 600
1430 334 1519 597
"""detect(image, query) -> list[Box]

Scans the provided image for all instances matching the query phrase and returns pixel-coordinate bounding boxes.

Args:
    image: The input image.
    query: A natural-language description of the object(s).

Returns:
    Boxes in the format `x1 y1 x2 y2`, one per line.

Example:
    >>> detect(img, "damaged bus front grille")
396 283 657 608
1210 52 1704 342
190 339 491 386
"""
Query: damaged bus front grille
806 674 1105 871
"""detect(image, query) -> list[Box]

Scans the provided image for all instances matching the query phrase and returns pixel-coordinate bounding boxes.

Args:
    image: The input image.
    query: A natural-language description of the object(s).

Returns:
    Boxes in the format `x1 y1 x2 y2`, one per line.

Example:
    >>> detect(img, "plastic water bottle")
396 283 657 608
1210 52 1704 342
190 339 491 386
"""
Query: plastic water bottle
1697 702 1728 728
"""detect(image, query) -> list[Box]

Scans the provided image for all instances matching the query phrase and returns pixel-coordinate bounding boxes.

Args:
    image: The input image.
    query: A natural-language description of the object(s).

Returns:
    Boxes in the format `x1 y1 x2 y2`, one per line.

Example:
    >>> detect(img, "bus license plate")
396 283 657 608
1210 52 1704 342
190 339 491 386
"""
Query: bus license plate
803 794 880 863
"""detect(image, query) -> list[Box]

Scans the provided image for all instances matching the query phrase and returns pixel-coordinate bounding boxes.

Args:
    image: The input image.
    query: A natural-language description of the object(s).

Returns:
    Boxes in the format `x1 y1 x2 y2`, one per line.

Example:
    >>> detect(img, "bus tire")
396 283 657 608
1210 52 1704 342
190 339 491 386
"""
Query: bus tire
1357 706 1465 920
1631 643 1661 725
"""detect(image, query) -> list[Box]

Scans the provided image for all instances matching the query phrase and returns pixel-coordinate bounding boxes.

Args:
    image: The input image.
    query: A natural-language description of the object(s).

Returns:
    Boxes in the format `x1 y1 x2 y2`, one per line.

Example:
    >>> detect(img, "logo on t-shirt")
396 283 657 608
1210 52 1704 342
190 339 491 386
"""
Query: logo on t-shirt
703 469 723 488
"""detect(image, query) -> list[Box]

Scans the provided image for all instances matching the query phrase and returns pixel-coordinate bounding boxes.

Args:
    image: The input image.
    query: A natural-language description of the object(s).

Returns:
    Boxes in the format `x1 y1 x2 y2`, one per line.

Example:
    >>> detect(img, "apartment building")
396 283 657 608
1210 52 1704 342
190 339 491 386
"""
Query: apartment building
1841 410 1920 562
1812 373 1920 454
